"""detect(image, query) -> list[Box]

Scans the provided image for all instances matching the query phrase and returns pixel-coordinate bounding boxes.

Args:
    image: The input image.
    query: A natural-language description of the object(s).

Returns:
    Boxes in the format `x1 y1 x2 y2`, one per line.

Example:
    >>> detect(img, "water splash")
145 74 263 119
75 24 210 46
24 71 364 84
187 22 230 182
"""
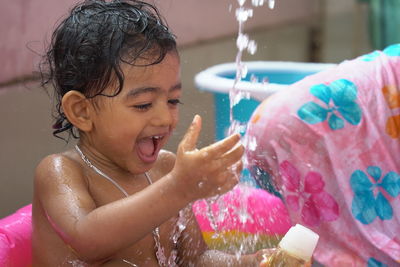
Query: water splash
247 136 258 151
204 0 257 235
206 196 219 234
168 209 187 265
203 0 282 258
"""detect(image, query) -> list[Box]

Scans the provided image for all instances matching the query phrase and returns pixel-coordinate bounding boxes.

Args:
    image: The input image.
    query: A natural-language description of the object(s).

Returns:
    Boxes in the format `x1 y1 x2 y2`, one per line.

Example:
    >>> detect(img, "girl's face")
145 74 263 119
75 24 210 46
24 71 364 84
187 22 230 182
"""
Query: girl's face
87 52 181 174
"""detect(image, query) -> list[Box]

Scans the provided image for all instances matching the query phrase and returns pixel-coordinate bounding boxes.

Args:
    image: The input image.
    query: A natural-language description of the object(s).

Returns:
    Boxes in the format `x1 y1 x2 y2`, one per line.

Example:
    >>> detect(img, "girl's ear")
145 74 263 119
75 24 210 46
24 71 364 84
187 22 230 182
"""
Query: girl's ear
61 91 93 132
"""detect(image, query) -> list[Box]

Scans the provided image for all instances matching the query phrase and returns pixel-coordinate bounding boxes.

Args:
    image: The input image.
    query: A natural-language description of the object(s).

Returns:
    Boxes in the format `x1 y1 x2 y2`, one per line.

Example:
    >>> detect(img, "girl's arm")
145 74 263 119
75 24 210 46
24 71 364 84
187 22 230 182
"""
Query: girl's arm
35 115 243 263
35 154 192 262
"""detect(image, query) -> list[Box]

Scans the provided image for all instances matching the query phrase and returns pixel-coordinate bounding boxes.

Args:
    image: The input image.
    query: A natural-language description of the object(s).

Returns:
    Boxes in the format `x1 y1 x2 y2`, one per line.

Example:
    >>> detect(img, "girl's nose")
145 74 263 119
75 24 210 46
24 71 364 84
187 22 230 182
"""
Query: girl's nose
152 102 173 126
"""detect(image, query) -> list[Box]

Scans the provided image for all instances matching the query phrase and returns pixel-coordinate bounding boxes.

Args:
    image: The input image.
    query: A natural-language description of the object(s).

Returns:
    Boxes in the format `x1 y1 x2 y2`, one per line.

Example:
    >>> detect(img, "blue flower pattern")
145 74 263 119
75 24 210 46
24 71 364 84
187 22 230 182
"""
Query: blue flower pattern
361 51 382 62
350 166 400 225
297 79 362 130
294 44 400 266
358 44 400 265
367 257 388 267
360 43 400 61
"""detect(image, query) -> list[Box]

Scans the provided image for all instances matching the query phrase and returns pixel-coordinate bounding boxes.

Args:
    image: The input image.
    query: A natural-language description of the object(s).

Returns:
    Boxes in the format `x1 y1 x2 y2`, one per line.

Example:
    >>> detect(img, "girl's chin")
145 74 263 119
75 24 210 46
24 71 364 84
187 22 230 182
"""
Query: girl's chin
128 159 155 175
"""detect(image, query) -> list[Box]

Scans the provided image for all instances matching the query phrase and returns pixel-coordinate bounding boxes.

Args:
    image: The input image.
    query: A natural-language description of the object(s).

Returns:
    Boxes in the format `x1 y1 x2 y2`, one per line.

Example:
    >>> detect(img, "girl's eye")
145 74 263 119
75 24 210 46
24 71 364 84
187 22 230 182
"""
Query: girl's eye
133 103 152 110
168 99 183 106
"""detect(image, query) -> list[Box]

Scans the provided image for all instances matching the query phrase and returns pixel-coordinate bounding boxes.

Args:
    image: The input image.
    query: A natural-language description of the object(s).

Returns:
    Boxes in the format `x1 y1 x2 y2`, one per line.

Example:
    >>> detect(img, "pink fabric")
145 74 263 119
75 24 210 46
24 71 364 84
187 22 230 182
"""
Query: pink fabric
193 185 291 235
246 45 400 266
0 204 32 267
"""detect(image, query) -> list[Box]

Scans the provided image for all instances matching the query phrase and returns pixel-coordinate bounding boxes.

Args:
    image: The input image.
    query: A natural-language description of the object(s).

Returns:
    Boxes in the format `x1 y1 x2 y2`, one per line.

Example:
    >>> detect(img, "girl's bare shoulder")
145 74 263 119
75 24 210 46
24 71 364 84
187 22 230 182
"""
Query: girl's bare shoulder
34 150 87 192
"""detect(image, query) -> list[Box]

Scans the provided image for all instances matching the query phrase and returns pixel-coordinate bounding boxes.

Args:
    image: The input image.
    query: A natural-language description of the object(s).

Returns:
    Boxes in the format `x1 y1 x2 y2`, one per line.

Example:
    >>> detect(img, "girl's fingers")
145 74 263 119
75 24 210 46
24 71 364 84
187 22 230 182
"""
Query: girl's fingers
205 146 244 175
215 171 239 195
180 115 202 152
232 160 243 176
202 133 241 158
208 144 244 172
221 143 245 166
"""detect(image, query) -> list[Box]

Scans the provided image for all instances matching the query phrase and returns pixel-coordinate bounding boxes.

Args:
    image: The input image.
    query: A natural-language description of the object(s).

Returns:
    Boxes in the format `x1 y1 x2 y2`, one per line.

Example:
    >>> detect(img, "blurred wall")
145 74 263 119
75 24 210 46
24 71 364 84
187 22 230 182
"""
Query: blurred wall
0 0 315 84
0 0 371 216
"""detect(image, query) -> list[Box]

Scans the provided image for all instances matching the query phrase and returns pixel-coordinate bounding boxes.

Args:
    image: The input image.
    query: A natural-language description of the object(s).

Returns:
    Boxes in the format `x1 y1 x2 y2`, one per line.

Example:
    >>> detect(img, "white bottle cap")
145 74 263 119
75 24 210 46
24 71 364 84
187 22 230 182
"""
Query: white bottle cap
278 224 319 262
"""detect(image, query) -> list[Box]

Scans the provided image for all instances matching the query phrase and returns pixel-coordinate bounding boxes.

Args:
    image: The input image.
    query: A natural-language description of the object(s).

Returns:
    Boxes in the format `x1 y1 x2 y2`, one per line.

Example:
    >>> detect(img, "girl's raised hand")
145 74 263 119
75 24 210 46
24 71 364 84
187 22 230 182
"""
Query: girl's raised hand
171 115 244 201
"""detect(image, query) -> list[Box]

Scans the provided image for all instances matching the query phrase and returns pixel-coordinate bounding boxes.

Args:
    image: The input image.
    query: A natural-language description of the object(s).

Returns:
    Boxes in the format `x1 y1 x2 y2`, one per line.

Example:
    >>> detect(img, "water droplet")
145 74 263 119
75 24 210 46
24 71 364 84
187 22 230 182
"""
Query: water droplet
66 258 96 267
236 33 249 51
178 222 186 231
247 136 257 151
198 181 204 188
238 208 250 224
251 0 265 7
230 163 237 173
234 62 248 82
235 250 242 260
237 0 246 6
235 7 253 22
247 40 257 55
238 124 247 135
250 73 258 83
241 64 248 78
217 210 226 223
232 92 243 106
268 0 275 9
205 199 218 231
242 91 251 99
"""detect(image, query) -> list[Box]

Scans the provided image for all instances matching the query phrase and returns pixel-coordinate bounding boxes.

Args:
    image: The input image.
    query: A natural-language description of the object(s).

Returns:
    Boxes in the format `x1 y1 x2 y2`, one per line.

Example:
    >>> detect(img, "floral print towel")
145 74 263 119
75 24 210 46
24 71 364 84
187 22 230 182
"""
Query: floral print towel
246 44 400 267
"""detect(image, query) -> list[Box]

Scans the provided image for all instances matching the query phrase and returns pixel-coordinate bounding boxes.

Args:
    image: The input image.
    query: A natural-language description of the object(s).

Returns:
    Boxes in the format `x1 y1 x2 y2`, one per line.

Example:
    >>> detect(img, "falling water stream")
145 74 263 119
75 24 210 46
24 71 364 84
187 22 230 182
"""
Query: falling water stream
202 0 277 259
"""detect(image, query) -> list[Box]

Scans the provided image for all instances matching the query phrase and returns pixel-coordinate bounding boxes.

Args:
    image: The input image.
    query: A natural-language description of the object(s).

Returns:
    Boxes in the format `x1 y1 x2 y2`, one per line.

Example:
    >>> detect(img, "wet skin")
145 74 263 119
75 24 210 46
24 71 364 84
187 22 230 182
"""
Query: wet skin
32 53 244 266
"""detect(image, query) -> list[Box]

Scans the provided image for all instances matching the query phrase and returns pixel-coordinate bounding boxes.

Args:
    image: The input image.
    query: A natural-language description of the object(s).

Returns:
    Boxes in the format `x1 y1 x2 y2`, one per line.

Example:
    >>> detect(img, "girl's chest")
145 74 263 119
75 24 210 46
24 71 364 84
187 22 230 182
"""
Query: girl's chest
85 173 181 265
87 171 153 205
113 216 179 266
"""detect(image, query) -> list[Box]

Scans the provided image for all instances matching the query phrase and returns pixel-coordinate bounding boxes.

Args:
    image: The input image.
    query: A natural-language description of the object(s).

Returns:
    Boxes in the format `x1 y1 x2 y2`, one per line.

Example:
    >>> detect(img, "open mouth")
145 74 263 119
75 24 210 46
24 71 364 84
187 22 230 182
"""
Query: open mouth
151 135 163 155
136 135 165 163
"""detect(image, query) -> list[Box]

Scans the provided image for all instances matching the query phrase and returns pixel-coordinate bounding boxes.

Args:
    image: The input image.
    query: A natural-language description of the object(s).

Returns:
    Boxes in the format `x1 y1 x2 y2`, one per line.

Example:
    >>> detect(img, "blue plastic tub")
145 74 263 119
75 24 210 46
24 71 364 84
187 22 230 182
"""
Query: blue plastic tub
195 61 335 140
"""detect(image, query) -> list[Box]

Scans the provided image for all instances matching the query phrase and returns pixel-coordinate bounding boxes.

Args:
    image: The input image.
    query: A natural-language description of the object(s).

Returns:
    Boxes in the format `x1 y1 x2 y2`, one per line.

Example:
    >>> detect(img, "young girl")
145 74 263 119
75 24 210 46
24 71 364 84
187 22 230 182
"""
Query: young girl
33 1 268 266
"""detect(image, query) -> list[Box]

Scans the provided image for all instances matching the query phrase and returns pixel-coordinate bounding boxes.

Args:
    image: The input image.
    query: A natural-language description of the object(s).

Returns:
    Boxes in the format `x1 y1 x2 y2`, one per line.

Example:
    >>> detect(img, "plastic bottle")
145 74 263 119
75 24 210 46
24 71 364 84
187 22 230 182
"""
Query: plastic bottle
260 224 319 267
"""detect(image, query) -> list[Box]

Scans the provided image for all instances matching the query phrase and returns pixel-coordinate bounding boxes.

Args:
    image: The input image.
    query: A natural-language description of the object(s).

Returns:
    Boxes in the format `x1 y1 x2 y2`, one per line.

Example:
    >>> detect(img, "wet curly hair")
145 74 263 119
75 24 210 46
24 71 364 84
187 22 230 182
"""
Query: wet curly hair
40 0 177 140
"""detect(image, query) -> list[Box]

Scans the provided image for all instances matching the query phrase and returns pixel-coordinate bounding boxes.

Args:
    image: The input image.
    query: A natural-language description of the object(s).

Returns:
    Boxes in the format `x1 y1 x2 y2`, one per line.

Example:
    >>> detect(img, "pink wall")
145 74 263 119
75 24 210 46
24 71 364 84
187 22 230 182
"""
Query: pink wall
158 0 315 46
0 0 81 84
0 0 315 84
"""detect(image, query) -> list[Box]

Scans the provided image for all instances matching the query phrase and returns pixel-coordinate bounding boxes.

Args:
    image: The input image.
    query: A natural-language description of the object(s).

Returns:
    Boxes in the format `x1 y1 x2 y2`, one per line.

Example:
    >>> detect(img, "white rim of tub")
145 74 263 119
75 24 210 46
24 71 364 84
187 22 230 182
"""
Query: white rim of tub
194 61 336 102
